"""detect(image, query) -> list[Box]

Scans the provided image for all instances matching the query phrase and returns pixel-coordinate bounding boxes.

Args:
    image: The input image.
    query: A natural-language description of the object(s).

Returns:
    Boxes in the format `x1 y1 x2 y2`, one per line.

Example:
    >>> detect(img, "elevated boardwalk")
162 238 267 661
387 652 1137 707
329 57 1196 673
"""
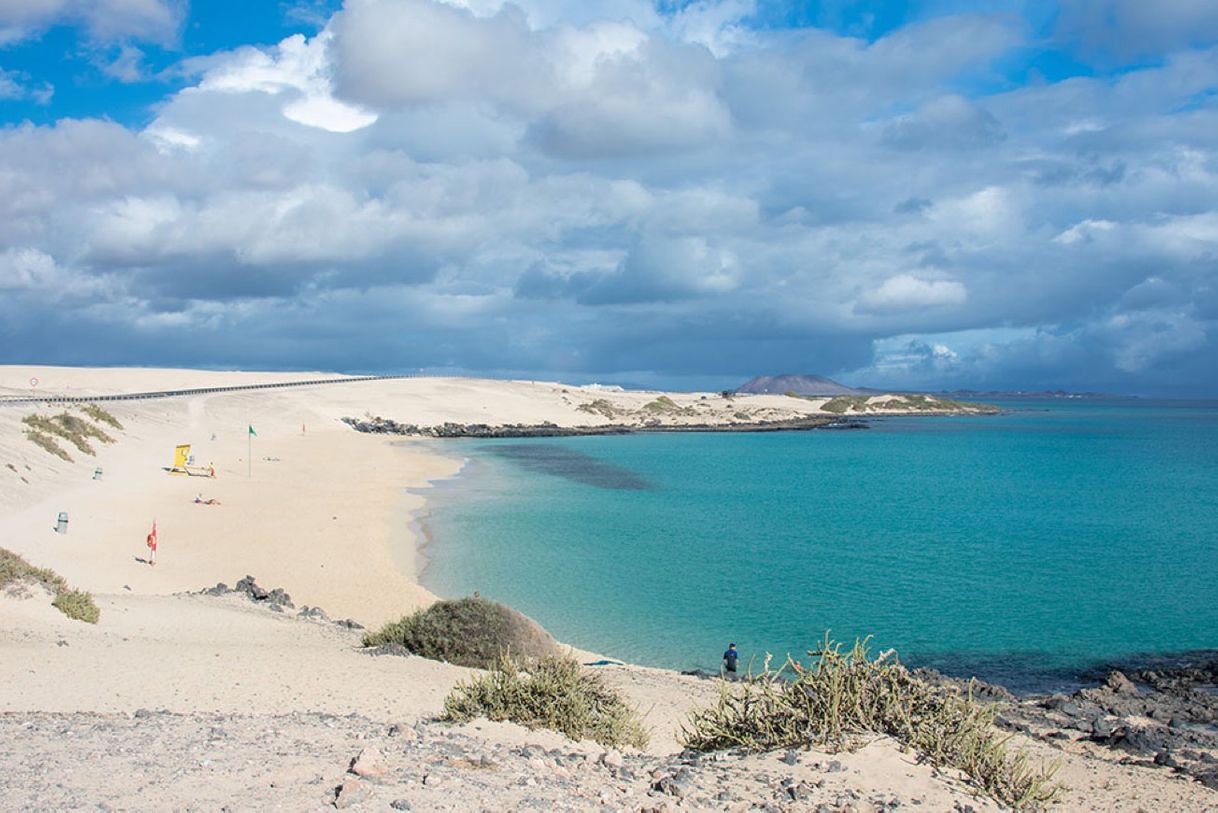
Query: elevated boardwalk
0 374 418 407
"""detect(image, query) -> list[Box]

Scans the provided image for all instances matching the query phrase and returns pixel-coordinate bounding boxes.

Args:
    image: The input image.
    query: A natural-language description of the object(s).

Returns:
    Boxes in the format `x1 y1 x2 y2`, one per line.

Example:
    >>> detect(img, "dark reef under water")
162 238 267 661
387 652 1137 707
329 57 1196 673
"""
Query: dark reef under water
484 443 654 491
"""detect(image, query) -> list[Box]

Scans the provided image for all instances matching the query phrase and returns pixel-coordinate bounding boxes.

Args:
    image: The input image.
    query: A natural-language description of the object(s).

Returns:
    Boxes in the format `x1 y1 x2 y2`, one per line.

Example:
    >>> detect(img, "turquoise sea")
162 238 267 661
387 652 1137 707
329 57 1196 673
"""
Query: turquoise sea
418 399 1218 692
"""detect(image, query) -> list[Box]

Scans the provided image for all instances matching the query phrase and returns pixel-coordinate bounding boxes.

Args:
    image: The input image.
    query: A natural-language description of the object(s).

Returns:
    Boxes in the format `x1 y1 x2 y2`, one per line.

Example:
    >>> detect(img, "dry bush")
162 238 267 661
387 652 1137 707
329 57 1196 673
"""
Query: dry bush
444 653 649 749
820 396 872 414
77 403 124 430
363 597 560 668
643 395 684 414
577 399 625 419
24 429 72 461
0 548 99 624
21 412 114 457
52 588 101 623
680 634 1060 809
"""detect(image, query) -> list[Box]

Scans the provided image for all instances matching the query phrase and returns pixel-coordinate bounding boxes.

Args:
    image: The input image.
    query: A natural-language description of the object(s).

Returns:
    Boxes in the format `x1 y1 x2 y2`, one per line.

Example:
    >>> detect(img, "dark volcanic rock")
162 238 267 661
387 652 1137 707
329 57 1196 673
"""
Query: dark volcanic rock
990 659 1218 785
214 576 296 610
911 668 1016 703
234 575 269 601
341 415 843 438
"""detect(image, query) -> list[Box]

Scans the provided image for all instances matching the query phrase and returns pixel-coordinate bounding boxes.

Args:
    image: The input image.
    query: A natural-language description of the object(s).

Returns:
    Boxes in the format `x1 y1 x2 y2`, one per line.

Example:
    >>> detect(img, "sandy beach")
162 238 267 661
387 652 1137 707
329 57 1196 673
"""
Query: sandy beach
1 366 1215 811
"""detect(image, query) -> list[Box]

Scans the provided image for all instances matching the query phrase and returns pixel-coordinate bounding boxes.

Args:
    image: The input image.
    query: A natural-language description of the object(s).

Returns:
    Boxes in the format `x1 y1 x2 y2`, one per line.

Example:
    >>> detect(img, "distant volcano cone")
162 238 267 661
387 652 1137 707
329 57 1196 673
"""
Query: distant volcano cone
735 374 866 396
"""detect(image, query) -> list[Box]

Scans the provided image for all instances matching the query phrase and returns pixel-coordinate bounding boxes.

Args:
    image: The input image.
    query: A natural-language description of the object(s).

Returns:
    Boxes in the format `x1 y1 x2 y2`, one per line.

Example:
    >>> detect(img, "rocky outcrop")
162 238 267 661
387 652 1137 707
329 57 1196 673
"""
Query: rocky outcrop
340 416 847 438
982 661 1218 789
197 577 363 629
341 417 628 438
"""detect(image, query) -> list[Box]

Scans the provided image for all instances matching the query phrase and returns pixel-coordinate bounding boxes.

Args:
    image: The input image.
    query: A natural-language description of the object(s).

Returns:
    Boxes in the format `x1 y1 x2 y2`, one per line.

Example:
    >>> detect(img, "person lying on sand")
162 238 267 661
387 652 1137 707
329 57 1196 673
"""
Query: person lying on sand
193 494 221 505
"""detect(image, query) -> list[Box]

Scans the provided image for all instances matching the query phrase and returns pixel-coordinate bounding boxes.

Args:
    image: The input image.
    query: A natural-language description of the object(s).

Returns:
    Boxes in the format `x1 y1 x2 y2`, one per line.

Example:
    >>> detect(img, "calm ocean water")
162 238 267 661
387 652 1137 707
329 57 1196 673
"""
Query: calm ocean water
418 399 1218 692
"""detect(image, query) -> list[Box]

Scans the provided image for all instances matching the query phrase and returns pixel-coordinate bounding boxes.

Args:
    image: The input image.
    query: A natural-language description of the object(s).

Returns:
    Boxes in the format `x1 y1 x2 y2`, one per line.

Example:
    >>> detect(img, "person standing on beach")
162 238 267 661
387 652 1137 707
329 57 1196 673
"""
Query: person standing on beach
723 643 739 678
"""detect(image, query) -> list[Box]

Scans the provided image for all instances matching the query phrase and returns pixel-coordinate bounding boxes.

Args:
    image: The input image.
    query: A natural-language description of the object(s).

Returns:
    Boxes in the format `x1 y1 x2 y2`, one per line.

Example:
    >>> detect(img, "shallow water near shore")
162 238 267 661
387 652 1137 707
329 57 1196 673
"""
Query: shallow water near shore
420 398 1218 693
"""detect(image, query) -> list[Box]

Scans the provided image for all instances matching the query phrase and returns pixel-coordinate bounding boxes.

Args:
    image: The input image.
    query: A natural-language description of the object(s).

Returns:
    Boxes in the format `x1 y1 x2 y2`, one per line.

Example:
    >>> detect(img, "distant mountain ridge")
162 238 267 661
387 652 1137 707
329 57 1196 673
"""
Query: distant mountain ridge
735 374 868 396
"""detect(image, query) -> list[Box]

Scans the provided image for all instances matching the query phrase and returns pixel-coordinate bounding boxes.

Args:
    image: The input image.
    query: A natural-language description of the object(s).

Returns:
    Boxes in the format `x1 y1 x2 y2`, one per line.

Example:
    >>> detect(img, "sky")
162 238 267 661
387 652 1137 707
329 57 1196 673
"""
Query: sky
1 1 1216 395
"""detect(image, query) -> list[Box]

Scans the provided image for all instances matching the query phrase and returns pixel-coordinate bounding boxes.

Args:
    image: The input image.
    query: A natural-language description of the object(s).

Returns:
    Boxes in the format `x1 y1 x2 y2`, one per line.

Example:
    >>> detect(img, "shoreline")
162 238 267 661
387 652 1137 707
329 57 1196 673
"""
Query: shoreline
390 426 1218 700
2 367 1216 808
345 415 869 438
397 441 476 597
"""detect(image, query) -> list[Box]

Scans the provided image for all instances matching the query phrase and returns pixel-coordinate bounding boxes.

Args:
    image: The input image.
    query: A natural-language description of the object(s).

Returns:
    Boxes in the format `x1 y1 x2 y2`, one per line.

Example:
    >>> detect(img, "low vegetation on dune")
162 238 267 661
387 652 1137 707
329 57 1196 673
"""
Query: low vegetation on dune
0 548 100 623
21 406 119 462
576 399 626 419
869 394 998 413
372 598 648 748
818 395 874 413
443 653 650 749
642 395 692 415
24 428 72 461
813 394 997 415
680 635 1060 809
77 403 123 430
363 597 560 669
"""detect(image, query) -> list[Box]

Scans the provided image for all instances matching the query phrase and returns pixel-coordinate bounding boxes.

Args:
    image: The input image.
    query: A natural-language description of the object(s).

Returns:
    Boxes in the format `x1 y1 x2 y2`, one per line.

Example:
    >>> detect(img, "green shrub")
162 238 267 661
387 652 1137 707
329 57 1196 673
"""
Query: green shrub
77 403 124 430
363 597 559 668
443 652 649 749
642 396 683 413
22 412 115 457
57 412 114 445
24 429 72 461
52 588 100 623
0 548 65 592
820 395 872 414
577 399 623 419
680 634 1059 809
0 548 99 624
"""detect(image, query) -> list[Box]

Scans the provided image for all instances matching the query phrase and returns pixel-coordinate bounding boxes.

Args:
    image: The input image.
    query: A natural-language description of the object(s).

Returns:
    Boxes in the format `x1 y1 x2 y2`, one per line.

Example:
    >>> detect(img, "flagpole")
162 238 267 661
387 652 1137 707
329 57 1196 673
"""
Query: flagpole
248 425 251 479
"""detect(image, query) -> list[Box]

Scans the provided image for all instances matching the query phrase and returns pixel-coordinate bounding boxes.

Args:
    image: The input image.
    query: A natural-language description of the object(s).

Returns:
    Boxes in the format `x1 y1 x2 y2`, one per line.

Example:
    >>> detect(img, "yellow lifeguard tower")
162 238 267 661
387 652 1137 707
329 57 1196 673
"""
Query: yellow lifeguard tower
167 444 214 477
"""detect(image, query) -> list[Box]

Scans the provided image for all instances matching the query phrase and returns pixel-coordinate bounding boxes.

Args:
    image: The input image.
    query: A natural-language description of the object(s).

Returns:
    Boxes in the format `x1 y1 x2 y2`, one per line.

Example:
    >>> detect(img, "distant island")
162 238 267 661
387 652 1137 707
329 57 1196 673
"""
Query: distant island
735 374 1113 401
939 389 1119 399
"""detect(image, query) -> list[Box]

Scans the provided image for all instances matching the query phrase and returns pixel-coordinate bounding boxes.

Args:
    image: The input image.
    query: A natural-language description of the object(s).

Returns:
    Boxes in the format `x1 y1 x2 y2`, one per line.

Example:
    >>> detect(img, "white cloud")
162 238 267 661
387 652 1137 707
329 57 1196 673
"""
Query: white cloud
858 275 968 314
100 44 148 83
1109 310 1207 372
881 94 1005 151
667 0 756 56
329 0 731 156
192 32 377 133
433 0 661 30
0 0 183 46
1058 0 1218 58
0 247 59 290
0 68 53 104
1054 218 1117 244
143 125 201 153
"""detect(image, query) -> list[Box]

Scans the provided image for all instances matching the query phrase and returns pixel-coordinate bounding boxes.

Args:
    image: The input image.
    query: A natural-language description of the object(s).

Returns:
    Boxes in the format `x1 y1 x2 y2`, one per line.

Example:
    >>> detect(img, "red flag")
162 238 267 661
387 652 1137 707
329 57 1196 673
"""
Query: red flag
147 520 157 549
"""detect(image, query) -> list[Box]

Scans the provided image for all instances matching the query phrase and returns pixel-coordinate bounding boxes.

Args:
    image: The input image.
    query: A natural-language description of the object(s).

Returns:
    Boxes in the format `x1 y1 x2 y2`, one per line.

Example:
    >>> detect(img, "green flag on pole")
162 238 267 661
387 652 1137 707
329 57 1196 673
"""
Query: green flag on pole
247 425 256 477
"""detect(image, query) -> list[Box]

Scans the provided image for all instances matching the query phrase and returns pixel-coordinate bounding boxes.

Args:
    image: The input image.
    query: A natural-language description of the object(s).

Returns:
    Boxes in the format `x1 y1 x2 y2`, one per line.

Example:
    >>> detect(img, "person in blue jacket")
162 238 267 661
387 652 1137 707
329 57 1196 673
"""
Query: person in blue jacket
723 643 739 678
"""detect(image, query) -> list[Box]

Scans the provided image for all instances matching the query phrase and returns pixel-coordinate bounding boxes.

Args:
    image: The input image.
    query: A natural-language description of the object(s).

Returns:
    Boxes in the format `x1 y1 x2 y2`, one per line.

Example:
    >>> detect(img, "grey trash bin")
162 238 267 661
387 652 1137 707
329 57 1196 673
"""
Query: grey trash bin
56 512 68 534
